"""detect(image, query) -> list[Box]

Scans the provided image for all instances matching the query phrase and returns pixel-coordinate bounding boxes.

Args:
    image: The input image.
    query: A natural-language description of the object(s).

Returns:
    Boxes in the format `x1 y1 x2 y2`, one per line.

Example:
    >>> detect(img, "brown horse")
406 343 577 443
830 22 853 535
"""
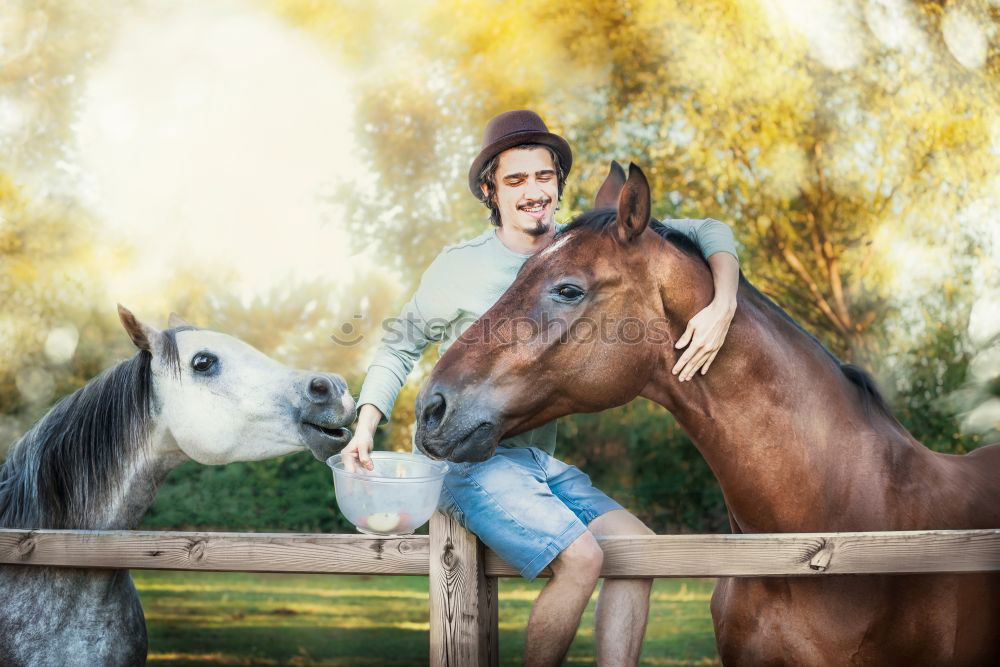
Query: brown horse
413 163 1000 665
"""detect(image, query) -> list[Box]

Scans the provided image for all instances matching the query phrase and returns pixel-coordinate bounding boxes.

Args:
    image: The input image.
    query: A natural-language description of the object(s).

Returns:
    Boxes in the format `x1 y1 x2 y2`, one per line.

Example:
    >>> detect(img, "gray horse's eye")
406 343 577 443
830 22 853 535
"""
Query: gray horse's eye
191 352 218 374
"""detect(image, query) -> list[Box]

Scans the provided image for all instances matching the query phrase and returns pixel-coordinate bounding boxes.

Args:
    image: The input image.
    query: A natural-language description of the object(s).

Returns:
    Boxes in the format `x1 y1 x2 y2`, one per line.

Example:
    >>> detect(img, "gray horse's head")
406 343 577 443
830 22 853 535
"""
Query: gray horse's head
118 305 355 464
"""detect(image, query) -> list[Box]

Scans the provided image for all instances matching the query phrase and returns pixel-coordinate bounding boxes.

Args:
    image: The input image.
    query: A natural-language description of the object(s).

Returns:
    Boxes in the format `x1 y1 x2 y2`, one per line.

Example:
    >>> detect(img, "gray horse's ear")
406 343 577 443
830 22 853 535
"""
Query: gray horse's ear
594 160 626 209
168 312 194 329
615 163 651 243
117 304 161 353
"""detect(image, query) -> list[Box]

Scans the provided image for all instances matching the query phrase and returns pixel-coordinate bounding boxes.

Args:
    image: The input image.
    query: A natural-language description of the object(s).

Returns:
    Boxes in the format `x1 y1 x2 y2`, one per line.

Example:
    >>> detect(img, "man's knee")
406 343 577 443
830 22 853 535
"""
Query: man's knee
588 509 655 538
551 530 604 582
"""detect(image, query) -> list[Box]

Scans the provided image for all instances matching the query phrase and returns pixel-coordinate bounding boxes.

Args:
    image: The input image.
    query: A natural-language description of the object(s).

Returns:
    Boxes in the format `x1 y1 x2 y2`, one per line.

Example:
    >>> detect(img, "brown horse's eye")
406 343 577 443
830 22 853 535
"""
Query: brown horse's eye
554 285 585 302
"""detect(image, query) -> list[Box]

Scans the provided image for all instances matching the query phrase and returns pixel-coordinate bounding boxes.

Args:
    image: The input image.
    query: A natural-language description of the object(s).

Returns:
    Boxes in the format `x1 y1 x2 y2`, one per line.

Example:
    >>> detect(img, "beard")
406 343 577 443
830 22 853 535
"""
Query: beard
524 219 551 237
517 198 553 236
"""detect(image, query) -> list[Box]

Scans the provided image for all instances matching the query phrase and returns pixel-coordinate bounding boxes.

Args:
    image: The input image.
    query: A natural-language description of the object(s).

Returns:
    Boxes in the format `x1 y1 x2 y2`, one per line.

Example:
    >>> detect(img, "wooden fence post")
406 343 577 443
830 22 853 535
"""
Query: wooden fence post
429 511 499 667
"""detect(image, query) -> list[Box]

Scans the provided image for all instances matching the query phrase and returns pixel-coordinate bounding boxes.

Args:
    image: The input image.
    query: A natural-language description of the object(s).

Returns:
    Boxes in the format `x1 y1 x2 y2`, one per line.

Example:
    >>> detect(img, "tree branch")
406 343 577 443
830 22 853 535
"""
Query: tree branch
771 226 850 336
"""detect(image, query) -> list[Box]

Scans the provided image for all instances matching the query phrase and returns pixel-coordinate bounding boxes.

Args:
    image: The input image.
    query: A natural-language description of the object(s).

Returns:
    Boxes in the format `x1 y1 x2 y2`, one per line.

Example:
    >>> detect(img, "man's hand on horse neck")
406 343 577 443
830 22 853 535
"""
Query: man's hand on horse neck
672 251 740 382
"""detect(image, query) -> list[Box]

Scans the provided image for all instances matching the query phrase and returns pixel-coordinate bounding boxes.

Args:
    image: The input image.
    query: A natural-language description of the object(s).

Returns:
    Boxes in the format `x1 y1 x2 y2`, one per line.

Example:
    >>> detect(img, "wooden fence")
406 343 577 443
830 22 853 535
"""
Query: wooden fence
2 517 999 666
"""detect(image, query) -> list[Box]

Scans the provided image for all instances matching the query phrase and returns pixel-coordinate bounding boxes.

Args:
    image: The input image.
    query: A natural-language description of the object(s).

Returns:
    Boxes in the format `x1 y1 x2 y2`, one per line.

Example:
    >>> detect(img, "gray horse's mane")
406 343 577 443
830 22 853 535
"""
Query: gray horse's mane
0 328 187 529
558 210 898 424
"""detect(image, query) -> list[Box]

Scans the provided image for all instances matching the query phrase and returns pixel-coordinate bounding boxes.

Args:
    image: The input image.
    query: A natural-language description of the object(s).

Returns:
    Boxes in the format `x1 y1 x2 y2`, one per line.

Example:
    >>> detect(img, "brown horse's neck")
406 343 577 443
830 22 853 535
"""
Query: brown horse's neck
640 260 924 532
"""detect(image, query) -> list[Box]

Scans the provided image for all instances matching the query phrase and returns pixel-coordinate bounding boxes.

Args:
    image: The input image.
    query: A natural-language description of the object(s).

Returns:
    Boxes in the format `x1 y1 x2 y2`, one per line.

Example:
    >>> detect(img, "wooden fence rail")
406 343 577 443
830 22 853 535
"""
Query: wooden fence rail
3 524 998 577
3 519 999 666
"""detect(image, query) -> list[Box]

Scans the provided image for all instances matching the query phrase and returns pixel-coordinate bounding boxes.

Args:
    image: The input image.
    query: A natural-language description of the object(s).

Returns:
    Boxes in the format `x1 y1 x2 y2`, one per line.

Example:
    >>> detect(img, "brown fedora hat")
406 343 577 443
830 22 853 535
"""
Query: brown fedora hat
468 110 573 200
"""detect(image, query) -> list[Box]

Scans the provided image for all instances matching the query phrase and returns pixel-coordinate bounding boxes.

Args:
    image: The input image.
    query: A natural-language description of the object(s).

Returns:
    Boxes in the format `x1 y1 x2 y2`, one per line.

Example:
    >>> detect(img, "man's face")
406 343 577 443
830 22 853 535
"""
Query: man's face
483 147 559 236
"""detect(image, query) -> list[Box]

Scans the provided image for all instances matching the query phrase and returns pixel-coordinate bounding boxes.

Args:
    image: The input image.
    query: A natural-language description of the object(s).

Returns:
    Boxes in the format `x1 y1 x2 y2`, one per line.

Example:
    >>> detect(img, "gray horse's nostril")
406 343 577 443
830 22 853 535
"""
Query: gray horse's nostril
422 392 447 433
307 376 333 403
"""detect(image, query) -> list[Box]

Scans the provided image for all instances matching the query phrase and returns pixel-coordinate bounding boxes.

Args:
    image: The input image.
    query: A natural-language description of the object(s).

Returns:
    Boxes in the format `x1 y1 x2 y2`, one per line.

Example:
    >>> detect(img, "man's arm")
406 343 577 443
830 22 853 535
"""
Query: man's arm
343 403 385 471
342 253 459 470
672 251 738 381
658 218 740 381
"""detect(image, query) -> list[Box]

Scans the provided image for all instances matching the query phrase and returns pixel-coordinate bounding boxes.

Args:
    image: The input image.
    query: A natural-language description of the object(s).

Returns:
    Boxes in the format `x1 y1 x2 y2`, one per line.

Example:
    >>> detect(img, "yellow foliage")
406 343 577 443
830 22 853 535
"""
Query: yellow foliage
267 0 999 361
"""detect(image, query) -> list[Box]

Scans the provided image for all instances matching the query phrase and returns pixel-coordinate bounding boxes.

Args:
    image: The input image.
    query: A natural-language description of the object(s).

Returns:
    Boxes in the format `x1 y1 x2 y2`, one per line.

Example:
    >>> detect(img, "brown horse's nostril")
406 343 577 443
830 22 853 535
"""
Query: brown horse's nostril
307 376 333 403
422 392 447 433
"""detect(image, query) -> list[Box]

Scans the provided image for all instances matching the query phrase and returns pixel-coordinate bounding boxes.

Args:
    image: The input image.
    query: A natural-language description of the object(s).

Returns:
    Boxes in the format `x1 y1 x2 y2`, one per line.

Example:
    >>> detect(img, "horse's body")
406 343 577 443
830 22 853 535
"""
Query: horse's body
413 164 1000 665
0 308 355 666
677 279 1000 665
1 560 149 665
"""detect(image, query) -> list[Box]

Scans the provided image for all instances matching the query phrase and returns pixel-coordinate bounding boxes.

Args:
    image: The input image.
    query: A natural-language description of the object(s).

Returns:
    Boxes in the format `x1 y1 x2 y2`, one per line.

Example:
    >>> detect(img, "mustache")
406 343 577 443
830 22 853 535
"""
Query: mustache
518 197 552 209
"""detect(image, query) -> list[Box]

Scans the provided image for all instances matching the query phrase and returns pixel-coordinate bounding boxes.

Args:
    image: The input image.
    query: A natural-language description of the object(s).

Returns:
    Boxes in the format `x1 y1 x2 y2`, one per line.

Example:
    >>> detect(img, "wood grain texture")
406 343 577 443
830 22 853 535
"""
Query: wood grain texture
1 528 997 578
485 529 1000 578
0 528 429 575
428 513 499 667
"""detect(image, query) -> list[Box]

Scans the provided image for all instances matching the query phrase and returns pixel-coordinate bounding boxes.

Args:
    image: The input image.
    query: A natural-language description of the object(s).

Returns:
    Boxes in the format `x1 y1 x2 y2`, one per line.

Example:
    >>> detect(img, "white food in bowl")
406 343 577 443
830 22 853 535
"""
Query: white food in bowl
366 512 401 533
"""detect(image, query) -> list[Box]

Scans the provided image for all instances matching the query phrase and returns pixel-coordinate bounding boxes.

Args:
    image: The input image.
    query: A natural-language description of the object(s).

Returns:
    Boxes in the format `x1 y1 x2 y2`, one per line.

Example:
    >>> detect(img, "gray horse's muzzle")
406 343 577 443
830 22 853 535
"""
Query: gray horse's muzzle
298 373 356 460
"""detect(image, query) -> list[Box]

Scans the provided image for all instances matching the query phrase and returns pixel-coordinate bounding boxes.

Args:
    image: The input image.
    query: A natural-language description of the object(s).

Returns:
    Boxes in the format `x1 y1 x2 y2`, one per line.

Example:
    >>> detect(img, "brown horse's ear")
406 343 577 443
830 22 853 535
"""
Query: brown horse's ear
117 304 161 353
615 163 651 243
594 161 626 209
168 312 194 329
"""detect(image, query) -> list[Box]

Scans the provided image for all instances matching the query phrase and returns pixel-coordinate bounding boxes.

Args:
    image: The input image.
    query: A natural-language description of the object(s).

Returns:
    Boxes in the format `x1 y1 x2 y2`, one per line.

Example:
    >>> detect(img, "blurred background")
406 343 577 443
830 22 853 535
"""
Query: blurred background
2 0 999 538
4 2 1000 663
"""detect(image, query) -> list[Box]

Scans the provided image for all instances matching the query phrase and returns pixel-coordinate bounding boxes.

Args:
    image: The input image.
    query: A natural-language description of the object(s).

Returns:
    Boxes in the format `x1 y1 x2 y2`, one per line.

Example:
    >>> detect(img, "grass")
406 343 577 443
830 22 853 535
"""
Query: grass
134 571 719 666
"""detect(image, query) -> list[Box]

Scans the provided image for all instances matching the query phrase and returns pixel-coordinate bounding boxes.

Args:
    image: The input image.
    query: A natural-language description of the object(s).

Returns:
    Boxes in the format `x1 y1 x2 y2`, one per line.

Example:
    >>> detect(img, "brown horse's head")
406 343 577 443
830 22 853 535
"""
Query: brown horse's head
414 162 714 461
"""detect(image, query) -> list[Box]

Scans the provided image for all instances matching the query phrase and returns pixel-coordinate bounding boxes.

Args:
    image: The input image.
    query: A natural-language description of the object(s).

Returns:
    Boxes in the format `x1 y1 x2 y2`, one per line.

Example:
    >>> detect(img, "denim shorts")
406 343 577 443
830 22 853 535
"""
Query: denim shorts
436 446 623 580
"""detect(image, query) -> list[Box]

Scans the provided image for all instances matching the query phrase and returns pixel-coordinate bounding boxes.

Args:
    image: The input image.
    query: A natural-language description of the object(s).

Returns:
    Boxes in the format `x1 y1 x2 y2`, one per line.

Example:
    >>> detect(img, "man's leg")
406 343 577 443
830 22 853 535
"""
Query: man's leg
588 509 655 667
435 449 604 667
524 530 604 667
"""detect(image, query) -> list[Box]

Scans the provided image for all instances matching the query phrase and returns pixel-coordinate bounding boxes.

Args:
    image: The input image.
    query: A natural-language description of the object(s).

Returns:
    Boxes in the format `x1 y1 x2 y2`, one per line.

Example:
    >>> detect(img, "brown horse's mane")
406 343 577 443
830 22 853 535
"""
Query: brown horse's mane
558 209 900 427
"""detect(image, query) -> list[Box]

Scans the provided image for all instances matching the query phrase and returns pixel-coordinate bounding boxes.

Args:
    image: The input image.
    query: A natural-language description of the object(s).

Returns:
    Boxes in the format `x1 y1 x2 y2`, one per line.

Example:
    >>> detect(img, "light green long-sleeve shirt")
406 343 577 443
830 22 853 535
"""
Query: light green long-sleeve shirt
357 219 739 456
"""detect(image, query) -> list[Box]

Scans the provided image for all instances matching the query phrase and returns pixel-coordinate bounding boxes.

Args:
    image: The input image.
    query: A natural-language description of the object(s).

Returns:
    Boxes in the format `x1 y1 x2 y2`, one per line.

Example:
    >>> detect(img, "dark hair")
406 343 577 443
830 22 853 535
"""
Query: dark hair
477 144 567 227
0 327 192 530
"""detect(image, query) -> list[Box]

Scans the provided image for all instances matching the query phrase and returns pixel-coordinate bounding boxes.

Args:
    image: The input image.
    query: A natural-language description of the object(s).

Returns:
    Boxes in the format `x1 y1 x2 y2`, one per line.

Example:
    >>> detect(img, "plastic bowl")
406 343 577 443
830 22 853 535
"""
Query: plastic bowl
326 451 449 536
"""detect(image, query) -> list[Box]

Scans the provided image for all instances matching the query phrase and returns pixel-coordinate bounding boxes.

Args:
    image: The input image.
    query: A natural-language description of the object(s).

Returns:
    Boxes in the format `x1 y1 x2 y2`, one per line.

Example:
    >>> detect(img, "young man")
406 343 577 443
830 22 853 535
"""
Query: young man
343 111 740 666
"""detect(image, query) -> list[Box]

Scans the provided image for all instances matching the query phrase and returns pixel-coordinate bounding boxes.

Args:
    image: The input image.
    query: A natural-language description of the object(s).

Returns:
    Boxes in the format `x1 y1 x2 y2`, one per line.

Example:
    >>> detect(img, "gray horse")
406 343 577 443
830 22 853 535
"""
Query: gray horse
0 306 355 666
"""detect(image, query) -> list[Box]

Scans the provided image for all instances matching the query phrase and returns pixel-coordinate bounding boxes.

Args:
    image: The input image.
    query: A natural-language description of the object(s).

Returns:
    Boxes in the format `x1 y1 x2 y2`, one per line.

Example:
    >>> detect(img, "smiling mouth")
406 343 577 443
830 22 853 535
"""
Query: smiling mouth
519 201 550 220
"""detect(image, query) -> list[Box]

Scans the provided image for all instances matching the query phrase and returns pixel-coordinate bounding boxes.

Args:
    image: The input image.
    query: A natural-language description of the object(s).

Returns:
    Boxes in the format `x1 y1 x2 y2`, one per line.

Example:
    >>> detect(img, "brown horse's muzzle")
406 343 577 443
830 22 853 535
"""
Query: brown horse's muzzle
414 384 503 462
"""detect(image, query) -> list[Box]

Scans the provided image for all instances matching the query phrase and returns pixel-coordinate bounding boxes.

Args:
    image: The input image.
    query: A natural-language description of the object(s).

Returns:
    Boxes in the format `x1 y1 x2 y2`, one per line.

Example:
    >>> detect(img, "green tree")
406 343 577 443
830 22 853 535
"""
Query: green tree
1 0 129 451
267 0 999 532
